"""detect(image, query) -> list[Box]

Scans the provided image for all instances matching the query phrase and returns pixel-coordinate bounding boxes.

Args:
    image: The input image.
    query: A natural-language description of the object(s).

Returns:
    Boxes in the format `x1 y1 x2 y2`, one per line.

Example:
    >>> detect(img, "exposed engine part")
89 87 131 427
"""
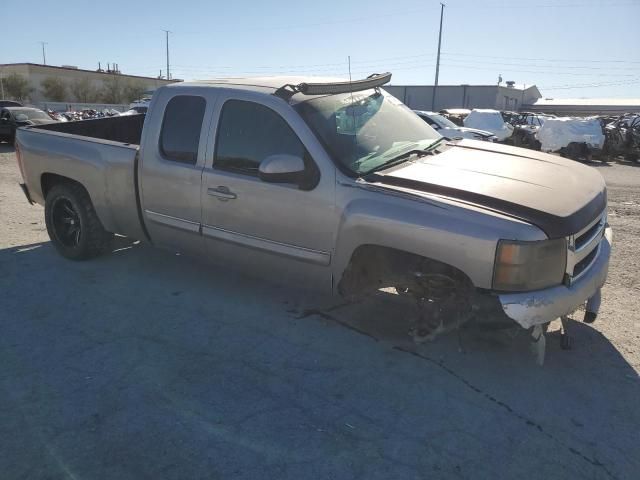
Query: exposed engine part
397 271 474 343
530 324 547 366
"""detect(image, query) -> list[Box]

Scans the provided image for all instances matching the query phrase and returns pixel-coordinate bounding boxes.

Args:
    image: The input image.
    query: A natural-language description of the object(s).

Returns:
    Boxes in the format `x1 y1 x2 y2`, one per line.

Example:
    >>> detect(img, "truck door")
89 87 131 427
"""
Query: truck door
200 93 336 290
138 90 215 255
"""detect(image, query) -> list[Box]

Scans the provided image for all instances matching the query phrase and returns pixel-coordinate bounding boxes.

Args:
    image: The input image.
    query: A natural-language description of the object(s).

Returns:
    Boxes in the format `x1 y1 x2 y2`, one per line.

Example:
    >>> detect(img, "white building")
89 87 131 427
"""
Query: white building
383 83 542 112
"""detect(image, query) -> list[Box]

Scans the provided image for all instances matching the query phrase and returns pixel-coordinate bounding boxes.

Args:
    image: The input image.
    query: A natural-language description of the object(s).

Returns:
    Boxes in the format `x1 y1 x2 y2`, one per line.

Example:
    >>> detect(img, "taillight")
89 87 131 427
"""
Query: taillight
15 142 26 181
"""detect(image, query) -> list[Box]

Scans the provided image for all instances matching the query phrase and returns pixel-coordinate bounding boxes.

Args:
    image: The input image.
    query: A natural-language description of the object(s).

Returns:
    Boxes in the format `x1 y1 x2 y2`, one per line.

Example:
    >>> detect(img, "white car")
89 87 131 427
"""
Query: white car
414 110 498 142
464 109 514 142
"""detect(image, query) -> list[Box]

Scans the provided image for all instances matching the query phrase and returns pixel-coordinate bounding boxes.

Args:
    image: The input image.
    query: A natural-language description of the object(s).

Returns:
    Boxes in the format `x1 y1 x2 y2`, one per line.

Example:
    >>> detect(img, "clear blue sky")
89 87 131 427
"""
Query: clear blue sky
4 0 640 98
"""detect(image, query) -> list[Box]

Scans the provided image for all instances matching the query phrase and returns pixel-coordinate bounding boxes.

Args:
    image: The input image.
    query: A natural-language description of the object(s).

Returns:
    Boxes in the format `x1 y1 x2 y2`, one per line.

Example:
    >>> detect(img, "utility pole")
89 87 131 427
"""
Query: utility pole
431 3 445 111
162 30 171 80
39 41 48 65
0 69 4 99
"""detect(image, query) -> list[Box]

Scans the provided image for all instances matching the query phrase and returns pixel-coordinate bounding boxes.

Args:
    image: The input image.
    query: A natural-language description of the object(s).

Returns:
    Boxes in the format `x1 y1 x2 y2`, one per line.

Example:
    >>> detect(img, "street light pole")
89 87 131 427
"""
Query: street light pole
431 3 445 111
162 30 171 80
39 41 48 65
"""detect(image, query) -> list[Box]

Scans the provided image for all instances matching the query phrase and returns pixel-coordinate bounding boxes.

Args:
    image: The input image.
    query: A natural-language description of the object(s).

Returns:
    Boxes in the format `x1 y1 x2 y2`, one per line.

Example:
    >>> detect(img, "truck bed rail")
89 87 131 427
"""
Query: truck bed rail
34 114 145 145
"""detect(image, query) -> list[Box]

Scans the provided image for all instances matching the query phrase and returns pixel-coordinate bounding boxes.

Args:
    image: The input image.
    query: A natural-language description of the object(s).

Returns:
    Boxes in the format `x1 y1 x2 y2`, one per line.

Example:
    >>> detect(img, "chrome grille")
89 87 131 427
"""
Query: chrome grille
565 210 607 285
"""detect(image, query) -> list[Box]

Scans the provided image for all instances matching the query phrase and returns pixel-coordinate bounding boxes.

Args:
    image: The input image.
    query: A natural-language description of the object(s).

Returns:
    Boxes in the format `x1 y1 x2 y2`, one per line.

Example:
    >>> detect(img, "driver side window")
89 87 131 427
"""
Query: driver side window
214 100 306 177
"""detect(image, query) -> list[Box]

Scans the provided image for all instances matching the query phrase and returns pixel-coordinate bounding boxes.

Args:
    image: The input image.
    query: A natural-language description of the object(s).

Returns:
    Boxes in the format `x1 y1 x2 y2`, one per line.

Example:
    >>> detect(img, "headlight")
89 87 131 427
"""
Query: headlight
493 238 567 291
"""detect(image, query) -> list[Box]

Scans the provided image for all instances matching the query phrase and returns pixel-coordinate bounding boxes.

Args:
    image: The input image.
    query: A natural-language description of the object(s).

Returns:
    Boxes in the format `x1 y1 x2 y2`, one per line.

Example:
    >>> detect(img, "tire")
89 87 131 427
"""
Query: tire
45 183 113 260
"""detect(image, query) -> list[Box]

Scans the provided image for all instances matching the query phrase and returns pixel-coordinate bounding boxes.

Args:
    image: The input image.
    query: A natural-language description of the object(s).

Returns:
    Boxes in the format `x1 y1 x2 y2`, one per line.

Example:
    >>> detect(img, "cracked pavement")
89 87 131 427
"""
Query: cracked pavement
1 144 639 479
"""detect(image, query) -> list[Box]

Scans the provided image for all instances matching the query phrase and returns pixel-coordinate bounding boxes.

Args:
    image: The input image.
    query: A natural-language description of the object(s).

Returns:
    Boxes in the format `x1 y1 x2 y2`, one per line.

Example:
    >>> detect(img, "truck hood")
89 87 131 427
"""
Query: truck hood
367 139 606 238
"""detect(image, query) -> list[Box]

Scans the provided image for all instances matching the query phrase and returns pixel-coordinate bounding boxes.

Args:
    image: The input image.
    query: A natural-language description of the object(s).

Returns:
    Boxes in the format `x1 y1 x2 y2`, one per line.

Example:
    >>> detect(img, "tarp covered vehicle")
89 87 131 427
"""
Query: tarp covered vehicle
537 117 605 161
464 109 514 142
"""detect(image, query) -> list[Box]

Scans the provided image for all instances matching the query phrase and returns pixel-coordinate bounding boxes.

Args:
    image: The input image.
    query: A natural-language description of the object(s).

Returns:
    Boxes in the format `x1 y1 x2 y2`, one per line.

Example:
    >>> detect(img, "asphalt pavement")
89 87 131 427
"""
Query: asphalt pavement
1 144 639 480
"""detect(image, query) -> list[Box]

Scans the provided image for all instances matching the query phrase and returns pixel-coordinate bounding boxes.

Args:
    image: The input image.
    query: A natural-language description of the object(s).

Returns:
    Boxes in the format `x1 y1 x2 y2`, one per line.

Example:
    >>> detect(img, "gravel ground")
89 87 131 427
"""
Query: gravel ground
1 143 639 480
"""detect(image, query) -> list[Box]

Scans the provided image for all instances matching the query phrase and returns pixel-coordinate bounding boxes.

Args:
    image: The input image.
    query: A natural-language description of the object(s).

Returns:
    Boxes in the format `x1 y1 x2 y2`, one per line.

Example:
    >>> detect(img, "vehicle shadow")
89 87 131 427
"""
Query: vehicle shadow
0 143 15 154
0 241 638 479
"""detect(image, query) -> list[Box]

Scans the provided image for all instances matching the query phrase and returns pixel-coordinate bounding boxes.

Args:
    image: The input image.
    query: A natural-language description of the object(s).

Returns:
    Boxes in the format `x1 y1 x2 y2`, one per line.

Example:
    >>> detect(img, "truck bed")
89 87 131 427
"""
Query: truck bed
16 115 148 242
34 114 145 145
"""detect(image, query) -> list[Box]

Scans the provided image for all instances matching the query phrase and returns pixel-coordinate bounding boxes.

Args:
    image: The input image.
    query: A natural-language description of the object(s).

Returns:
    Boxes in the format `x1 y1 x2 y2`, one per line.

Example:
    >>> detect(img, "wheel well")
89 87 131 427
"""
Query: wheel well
41 173 86 199
337 244 473 297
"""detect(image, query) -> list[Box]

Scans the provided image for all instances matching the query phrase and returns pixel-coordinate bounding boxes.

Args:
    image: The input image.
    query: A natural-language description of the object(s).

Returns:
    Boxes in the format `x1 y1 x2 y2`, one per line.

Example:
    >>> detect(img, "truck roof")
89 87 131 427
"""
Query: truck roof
168 75 386 103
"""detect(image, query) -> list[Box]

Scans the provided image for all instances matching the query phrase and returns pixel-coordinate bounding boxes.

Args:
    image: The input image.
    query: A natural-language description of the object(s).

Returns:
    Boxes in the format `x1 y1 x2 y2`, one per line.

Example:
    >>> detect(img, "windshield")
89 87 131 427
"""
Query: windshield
295 91 439 176
14 109 50 121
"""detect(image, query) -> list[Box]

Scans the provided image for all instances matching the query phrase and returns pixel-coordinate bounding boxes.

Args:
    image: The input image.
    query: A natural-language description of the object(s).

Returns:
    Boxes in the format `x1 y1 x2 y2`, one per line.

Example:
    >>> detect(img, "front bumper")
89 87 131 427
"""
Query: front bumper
498 227 612 329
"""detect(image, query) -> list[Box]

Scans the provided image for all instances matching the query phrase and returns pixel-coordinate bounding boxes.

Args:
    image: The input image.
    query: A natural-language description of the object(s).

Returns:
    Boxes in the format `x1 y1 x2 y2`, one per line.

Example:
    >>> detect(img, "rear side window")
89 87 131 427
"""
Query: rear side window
214 100 305 176
160 95 206 164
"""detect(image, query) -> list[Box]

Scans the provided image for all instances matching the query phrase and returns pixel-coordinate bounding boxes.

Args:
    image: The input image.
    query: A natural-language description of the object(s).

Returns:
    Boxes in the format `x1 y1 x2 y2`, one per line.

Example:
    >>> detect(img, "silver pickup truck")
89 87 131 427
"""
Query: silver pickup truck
15 73 612 343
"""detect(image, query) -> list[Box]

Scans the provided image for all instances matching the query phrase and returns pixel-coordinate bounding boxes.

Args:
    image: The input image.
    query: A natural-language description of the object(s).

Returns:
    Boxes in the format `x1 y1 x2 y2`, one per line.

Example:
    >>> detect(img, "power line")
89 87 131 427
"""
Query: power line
442 51 640 65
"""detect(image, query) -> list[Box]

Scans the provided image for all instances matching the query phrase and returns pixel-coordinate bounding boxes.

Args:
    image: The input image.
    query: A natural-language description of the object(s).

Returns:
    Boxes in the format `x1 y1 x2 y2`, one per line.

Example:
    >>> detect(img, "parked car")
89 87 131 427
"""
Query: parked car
0 100 23 108
602 113 640 163
15 73 611 346
438 108 470 126
464 109 514 142
0 107 56 144
414 110 497 142
537 117 605 161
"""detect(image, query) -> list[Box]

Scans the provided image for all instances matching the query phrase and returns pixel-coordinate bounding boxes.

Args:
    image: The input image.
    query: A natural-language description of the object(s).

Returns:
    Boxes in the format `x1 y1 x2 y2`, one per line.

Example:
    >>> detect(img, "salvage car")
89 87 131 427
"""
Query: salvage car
0 100 23 108
438 108 470 126
537 116 605 161
602 113 640 163
0 107 56 144
510 112 555 150
464 109 514 142
15 73 611 347
414 110 497 142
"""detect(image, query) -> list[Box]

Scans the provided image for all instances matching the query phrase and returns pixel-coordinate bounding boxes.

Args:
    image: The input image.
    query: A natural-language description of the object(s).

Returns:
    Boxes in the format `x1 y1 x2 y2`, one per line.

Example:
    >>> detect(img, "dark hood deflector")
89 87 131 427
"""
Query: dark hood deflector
367 140 607 238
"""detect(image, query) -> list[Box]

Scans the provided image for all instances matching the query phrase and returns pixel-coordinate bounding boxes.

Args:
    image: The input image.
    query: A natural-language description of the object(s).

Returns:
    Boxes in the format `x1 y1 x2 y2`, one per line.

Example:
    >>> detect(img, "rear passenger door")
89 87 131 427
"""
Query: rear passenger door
139 90 215 255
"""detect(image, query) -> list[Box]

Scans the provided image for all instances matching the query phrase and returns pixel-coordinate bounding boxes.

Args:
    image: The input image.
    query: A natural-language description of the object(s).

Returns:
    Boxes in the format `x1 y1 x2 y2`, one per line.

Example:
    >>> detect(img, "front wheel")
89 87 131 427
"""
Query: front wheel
45 183 113 260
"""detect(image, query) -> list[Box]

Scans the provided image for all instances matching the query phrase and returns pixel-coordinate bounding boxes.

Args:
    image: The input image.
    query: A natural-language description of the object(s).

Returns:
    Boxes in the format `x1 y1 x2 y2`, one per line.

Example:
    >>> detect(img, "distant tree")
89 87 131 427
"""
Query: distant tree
70 77 99 103
100 75 123 104
122 81 146 103
40 76 67 101
4 73 33 101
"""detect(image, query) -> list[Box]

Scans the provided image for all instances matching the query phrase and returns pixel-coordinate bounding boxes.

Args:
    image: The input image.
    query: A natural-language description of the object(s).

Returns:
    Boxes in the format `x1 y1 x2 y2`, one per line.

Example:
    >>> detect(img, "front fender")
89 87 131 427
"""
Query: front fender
332 183 545 291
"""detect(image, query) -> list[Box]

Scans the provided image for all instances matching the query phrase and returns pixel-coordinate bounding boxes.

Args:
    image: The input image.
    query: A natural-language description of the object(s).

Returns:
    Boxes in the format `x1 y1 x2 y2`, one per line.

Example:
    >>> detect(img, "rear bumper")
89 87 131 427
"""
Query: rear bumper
498 227 612 329
19 183 34 205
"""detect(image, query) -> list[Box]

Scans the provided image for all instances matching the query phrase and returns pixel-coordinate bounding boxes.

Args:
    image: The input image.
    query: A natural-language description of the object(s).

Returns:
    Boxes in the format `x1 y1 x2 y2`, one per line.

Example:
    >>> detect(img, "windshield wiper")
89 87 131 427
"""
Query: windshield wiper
363 137 448 175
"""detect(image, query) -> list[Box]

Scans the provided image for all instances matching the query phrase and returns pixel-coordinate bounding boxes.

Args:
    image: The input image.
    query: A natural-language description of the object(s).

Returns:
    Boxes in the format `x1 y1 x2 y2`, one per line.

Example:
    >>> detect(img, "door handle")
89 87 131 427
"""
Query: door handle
207 186 237 201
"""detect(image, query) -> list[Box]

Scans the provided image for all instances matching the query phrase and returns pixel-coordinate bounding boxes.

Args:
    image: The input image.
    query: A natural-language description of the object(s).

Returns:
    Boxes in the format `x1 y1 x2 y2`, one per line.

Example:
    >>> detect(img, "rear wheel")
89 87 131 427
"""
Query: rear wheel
45 183 113 260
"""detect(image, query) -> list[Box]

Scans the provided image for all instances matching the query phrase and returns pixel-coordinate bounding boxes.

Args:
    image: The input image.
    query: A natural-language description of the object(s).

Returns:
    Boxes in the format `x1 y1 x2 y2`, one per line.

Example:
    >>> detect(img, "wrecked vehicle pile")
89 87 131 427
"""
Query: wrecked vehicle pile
602 113 640 162
508 112 555 150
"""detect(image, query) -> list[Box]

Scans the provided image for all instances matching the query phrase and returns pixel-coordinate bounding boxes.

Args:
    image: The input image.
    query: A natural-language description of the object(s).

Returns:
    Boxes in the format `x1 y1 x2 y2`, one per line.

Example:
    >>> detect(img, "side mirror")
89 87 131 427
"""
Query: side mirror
259 154 306 186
